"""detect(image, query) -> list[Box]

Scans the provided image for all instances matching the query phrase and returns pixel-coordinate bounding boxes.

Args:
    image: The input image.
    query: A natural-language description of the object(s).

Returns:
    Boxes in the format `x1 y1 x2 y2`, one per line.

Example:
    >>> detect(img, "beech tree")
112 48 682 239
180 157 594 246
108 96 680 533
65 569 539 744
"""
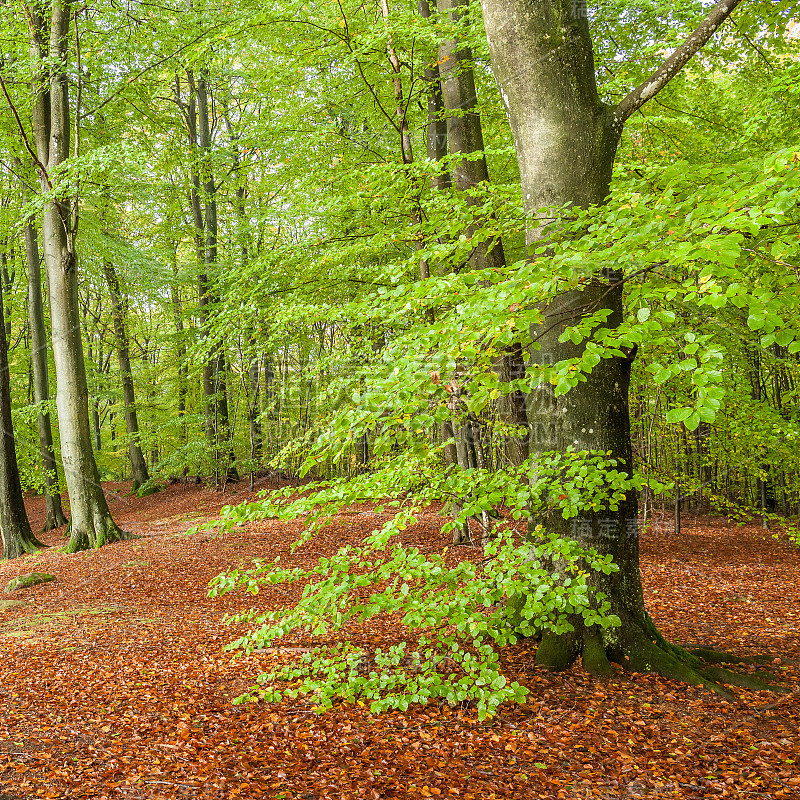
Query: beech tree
476 0 762 685
17 161 68 530
25 0 124 551
0 232 42 558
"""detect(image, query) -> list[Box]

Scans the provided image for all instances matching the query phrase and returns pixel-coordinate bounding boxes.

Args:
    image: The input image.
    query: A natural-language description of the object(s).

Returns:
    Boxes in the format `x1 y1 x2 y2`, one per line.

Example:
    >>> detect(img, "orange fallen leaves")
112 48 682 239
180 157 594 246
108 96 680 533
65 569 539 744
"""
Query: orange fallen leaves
0 485 796 799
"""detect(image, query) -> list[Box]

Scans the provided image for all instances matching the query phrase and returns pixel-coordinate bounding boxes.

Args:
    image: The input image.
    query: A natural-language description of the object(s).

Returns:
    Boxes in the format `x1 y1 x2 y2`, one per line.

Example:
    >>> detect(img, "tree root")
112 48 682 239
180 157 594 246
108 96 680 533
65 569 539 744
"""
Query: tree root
534 612 788 697
688 647 770 665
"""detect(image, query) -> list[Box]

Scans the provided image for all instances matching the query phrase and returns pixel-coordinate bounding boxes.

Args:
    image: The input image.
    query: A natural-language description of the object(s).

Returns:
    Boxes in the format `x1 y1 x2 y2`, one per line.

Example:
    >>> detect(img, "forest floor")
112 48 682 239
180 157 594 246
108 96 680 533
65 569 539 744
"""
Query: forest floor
0 481 798 800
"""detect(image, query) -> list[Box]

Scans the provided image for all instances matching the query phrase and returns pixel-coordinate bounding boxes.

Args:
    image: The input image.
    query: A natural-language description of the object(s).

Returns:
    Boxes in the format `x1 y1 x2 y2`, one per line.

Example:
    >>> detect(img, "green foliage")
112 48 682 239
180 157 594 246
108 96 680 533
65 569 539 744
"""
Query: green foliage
210 522 618 719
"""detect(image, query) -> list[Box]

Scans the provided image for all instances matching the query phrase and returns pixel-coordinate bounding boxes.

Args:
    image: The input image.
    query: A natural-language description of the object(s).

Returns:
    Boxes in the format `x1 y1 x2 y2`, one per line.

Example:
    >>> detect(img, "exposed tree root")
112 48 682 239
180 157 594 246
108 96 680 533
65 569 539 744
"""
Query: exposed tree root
42 505 68 532
688 647 770 665
533 610 788 698
65 522 135 553
2 529 48 560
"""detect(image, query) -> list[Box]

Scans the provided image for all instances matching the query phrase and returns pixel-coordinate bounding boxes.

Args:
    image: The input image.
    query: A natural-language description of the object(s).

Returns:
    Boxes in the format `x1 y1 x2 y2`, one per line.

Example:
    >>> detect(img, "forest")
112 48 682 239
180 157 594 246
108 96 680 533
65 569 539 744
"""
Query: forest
0 0 799 798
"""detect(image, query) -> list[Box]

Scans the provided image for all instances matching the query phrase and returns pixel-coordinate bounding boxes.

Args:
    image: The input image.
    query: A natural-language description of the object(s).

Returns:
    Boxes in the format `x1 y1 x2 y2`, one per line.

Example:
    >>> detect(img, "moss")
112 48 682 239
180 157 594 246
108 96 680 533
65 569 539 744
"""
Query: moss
536 629 580 670
4 573 55 593
690 648 770 665
702 665 790 694
582 629 613 676
136 483 162 498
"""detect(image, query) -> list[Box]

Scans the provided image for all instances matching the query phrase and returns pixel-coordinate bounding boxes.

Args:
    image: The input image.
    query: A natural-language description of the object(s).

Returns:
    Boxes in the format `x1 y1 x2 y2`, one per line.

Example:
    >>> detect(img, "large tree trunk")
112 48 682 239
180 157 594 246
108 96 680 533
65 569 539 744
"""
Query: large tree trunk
480 0 755 689
101 257 149 489
30 0 124 552
0 253 43 559
19 175 67 531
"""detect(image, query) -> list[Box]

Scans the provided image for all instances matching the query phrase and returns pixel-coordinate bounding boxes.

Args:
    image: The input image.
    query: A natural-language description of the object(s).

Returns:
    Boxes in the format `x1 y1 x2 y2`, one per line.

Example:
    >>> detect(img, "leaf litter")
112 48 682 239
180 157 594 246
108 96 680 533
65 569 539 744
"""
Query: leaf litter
0 481 797 799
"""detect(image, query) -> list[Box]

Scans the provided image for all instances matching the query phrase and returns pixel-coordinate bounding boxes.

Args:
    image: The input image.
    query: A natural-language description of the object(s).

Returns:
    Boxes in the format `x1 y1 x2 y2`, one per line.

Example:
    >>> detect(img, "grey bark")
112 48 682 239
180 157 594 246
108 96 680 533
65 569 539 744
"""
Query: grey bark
187 71 237 481
479 0 742 674
18 162 67 530
417 0 451 192
176 72 217 454
437 0 528 468
28 0 123 552
170 245 187 443
0 274 43 558
248 353 262 462
101 253 149 489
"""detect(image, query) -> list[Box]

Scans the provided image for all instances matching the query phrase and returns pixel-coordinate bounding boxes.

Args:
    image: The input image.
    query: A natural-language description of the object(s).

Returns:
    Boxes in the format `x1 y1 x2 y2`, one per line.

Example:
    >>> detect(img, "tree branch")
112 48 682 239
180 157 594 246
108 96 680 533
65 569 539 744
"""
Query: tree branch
613 0 744 129
0 70 52 188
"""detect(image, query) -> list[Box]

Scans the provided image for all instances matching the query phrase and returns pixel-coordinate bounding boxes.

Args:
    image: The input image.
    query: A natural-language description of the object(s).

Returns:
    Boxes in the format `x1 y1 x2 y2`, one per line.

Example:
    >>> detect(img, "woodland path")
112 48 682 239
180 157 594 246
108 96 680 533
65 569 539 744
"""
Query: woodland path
0 482 798 800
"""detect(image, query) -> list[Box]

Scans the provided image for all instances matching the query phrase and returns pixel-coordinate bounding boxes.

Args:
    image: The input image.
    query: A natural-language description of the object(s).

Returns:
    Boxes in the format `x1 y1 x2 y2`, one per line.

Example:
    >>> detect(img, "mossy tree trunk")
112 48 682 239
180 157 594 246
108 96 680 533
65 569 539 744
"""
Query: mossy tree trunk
480 0 755 687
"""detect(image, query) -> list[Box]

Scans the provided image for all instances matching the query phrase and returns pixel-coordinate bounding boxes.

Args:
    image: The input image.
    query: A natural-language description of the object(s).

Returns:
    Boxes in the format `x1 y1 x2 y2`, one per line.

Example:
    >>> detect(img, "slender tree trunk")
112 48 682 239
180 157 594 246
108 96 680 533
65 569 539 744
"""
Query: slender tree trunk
19 166 67 530
195 72 237 481
0 250 13 341
437 0 529 470
29 0 123 552
248 352 262 460
176 71 217 455
101 256 149 489
170 249 187 444
0 282 42 559
418 0 451 193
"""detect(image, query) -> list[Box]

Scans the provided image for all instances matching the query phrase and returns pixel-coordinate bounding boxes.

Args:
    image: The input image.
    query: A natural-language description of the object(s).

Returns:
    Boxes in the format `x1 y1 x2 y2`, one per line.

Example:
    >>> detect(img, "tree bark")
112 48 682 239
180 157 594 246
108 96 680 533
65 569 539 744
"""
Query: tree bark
184 70 237 482
480 0 749 687
437 0 529 470
28 0 124 552
101 255 149 490
417 0 451 193
0 256 43 559
18 164 67 530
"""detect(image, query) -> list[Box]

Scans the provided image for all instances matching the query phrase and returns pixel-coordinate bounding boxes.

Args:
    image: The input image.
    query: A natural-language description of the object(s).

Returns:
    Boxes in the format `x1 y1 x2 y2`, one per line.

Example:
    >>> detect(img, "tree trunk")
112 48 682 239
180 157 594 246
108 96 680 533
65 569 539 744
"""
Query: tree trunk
30 0 124 552
195 72 237 482
176 71 218 457
437 0 529 469
248 352 262 462
417 0 451 193
480 0 751 689
0 269 43 559
170 249 187 444
19 169 67 530
101 257 149 489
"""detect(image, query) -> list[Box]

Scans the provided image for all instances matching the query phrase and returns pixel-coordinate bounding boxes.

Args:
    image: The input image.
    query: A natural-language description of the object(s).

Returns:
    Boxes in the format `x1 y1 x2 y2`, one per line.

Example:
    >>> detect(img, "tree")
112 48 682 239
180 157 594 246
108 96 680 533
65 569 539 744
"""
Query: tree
22 208 68 530
0 268 43 558
477 0 767 684
101 250 150 491
25 0 124 551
